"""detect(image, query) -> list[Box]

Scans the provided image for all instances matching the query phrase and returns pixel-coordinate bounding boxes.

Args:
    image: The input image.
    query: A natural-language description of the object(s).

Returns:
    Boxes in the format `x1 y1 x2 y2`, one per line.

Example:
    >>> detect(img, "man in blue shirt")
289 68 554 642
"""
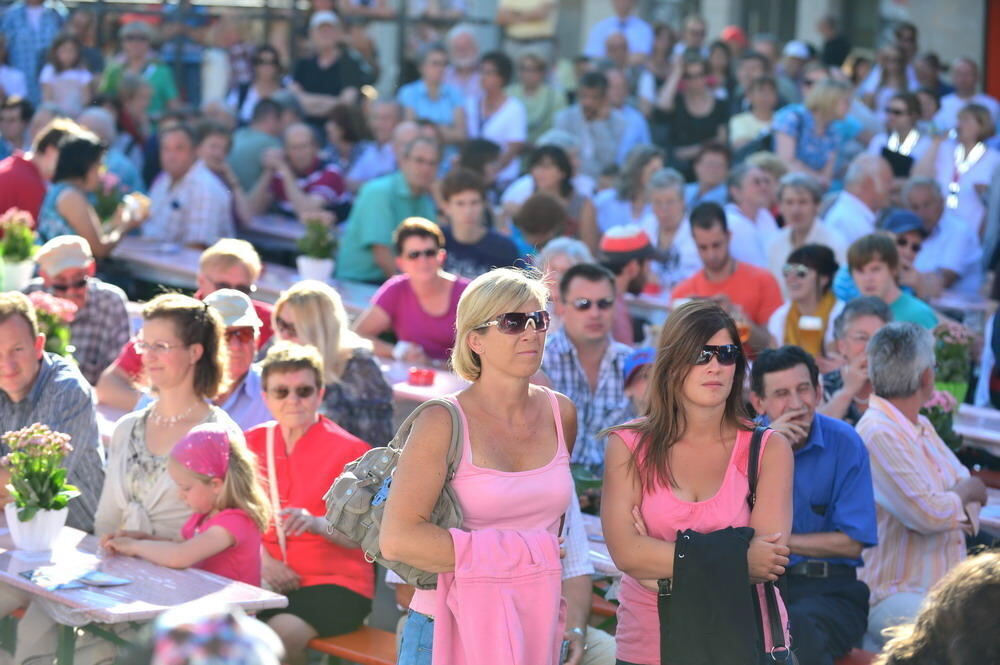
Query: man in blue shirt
750 346 878 665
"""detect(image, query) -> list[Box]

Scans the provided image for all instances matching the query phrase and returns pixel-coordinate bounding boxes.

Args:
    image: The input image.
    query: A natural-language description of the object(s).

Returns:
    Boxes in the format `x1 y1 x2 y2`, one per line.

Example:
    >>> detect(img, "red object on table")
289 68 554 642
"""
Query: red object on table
408 367 436 386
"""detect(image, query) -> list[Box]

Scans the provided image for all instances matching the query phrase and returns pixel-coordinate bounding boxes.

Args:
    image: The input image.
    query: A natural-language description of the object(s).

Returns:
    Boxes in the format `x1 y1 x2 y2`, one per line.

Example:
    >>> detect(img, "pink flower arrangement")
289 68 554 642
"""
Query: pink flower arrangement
28 291 77 357
28 291 77 324
1 423 79 521
922 389 958 413
920 389 962 449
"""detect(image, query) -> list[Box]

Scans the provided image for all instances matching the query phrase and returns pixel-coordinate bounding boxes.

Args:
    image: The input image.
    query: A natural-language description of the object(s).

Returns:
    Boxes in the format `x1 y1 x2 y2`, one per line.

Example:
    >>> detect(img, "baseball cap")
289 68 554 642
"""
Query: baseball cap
309 10 340 30
880 209 927 237
120 21 155 40
36 236 93 276
204 289 263 329
623 346 655 386
720 26 748 48
782 40 810 60
599 225 664 262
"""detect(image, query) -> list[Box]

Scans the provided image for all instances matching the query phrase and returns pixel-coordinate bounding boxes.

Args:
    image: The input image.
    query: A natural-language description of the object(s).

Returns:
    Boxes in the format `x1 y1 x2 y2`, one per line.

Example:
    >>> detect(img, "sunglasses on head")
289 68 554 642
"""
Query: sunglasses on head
782 263 811 279
404 248 439 260
50 277 88 293
570 297 614 311
224 328 256 345
695 344 742 366
477 310 550 334
267 385 317 400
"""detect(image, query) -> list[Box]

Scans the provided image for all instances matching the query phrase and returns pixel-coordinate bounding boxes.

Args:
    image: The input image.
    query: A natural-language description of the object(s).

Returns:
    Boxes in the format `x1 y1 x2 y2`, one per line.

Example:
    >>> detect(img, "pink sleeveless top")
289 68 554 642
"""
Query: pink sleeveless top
614 424 790 665
410 387 574 616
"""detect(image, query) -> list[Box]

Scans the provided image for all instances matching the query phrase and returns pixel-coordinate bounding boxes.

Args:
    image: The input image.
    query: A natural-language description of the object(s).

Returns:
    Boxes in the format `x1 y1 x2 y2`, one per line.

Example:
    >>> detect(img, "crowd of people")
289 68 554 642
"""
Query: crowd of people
0 1 998 664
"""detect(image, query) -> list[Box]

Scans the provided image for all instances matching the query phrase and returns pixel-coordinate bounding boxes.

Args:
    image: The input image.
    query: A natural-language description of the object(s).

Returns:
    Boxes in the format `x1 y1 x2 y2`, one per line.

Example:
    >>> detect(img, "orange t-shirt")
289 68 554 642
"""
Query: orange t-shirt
671 262 783 326
246 416 374 598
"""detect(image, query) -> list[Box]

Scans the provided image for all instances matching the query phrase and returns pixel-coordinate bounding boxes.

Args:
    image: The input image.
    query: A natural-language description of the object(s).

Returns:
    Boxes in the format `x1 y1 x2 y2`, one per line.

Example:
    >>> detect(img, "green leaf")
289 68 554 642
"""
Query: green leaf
17 505 38 522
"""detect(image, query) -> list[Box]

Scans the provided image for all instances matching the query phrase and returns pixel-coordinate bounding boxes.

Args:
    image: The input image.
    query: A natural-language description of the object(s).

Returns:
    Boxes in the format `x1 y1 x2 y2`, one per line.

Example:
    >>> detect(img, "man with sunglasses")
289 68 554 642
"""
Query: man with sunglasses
598 225 659 345
24 235 129 385
541 263 633 474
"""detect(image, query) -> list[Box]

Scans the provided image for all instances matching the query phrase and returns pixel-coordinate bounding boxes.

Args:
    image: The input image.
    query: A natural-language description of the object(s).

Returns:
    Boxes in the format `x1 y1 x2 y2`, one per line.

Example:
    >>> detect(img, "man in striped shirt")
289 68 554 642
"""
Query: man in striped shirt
856 322 986 651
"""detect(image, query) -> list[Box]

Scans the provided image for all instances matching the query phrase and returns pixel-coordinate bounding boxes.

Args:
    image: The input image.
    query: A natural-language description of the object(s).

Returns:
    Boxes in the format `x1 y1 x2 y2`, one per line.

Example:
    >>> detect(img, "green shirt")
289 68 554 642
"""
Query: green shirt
336 171 437 283
509 83 565 145
100 60 179 117
890 291 938 329
229 127 282 192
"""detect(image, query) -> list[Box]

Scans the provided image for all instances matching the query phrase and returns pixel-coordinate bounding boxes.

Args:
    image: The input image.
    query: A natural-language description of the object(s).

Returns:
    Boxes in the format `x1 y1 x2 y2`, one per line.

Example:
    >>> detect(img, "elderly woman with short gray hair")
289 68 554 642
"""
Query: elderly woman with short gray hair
641 167 701 290
767 172 847 287
855 322 986 652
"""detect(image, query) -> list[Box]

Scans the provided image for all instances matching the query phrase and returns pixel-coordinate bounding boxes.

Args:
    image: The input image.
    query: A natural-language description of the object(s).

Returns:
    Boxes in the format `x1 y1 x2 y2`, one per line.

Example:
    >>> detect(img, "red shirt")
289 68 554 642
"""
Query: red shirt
671 262 784 326
246 416 374 598
0 154 46 224
269 161 347 218
181 508 262 586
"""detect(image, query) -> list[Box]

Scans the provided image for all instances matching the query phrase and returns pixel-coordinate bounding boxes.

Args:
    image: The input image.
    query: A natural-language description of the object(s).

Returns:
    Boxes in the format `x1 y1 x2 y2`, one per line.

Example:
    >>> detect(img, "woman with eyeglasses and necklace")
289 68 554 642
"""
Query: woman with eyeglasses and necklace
273 279 392 447
767 245 845 371
227 45 287 126
246 342 374 665
602 300 793 665
354 217 470 367
382 267 577 665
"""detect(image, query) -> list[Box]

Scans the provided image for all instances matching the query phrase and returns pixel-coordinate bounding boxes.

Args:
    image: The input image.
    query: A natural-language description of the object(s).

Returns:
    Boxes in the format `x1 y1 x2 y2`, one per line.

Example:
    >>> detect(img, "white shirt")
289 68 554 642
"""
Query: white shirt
347 141 396 184
144 161 234 246
444 67 481 102
932 138 1000 234
823 191 876 245
724 203 778 268
465 95 528 185
584 14 653 58
914 210 984 298
594 189 648 233
865 130 933 164
767 221 847 296
934 92 1000 131
975 313 995 407
857 63 918 96
767 298 844 350
500 173 595 205
0 66 27 99
641 215 702 290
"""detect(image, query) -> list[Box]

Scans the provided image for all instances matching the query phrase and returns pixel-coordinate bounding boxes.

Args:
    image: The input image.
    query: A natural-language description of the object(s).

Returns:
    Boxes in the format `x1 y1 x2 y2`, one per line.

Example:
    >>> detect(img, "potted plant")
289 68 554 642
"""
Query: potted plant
920 389 962 450
28 291 77 357
0 208 37 291
2 423 80 551
296 217 337 282
933 321 972 404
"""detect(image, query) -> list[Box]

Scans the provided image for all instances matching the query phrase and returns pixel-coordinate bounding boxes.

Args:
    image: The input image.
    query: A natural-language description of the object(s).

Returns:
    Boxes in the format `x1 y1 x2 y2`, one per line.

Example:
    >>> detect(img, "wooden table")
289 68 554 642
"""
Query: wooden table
0 521 286 663
239 215 307 252
955 404 1000 458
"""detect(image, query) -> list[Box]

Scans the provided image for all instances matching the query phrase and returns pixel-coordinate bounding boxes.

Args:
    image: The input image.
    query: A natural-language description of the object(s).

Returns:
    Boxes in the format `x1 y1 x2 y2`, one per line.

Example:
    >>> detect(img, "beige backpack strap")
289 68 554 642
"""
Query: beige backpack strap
266 423 287 563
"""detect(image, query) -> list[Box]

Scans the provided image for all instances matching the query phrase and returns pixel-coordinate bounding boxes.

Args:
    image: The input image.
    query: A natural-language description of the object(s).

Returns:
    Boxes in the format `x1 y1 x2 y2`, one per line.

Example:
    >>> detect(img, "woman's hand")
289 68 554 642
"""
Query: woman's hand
262 551 301 593
747 532 789 584
280 507 318 537
104 536 139 556
632 507 664 590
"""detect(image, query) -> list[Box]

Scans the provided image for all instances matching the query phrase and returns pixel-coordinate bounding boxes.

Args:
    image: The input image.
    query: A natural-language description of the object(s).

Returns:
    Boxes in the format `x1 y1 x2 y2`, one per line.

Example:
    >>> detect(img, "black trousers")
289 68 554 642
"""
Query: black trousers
784 573 870 665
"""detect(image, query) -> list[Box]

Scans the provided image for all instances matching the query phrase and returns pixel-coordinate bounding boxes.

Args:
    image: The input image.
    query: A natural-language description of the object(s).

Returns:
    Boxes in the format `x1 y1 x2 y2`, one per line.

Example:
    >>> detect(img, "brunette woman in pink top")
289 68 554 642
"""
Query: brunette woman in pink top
381 267 577 665
602 300 794 665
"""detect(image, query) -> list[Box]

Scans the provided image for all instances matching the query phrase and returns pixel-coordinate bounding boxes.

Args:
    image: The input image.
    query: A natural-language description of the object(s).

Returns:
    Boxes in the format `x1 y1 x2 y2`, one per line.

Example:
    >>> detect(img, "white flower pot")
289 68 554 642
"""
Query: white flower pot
1 259 35 291
297 256 335 282
5 503 68 552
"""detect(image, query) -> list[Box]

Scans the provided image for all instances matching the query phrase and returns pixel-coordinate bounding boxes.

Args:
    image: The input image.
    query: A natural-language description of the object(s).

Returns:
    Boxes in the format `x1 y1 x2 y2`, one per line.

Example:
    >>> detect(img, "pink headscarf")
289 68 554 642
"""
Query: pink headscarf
171 424 231 479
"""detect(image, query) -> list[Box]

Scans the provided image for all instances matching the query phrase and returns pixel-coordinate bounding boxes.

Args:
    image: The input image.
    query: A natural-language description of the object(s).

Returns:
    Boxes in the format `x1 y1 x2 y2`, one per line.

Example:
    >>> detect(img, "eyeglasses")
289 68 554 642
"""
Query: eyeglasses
50 277 88 293
210 280 256 295
404 248 439 260
136 340 184 355
477 310 550 334
782 263 811 279
570 297 615 311
253 58 278 66
224 328 256 346
896 236 922 253
275 316 297 338
267 385 317 400
886 107 908 116
694 344 742 366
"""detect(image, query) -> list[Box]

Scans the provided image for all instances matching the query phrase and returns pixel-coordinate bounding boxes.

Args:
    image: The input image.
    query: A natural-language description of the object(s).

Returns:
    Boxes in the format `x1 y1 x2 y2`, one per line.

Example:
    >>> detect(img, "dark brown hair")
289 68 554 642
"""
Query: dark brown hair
605 300 750 491
142 293 227 399
848 233 899 272
440 167 485 201
393 216 446 255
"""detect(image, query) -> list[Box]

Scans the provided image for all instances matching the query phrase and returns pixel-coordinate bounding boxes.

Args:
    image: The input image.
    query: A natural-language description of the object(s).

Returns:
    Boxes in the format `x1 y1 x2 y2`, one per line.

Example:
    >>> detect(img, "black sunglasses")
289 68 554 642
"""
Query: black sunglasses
50 277 88 293
253 58 278 66
212 280 256 295
478 310 550 335
896 236 922 252
570 297 615 311
404 248 438 260
694 344 742 366
268 385 317 400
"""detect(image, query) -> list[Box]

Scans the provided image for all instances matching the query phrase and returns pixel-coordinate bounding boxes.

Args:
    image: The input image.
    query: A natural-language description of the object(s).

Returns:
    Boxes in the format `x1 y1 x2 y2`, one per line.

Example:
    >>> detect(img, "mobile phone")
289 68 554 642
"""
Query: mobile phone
560 639 570 663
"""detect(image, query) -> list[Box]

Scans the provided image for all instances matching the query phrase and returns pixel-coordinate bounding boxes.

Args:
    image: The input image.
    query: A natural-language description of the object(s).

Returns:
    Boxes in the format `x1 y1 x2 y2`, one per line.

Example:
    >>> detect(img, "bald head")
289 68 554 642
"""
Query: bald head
845 154 893 211
77 107 116 144
283 123 319 173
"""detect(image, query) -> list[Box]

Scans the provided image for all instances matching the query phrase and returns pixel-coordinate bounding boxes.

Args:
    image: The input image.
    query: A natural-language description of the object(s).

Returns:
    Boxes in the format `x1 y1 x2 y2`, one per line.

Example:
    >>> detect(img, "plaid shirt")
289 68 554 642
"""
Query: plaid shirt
0 353 104 532
0 3 62 104
25 278 130 385
541 327 634 473
144 160 234 246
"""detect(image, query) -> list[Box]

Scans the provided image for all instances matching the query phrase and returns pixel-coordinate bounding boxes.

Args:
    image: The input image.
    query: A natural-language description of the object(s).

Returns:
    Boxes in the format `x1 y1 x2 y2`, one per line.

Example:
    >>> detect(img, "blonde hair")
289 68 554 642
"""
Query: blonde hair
0 291 39 338
746 151 789 182
805 78 852 119
273 280 370 384
199 238 263 282
451 268 549 382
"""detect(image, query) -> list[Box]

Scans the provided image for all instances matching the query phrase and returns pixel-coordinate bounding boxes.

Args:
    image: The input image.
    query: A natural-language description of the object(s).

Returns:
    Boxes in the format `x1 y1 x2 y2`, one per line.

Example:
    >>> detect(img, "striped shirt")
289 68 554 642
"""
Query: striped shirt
855 395 969 605
0 353 104 533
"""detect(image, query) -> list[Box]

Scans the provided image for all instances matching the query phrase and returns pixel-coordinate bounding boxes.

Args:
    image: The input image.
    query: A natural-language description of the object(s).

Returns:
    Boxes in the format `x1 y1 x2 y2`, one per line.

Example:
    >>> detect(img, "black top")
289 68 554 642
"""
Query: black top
292 48 372 122
442 226 521 281
822 35 851 68
653 96 729 149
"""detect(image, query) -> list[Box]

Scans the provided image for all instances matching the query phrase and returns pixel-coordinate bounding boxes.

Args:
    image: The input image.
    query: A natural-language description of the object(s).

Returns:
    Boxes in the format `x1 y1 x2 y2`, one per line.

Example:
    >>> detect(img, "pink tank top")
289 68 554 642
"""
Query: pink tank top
613 424 790 665
410 387 573 617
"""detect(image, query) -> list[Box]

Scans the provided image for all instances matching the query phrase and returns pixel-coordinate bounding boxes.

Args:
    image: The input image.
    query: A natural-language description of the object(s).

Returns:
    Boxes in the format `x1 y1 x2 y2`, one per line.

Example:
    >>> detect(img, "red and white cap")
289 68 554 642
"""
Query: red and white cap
599 225 664 262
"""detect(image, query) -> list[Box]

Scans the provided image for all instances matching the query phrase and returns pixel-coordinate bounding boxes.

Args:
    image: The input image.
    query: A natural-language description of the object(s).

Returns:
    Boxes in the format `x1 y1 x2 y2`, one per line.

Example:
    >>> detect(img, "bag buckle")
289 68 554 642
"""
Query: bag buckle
371 476 392 507
768 646 792 663
805 560 829 578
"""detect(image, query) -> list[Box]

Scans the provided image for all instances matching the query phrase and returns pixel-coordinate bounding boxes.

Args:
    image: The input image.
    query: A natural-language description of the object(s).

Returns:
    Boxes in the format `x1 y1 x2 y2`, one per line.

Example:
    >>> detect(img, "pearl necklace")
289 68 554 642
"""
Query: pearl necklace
149 403 197 426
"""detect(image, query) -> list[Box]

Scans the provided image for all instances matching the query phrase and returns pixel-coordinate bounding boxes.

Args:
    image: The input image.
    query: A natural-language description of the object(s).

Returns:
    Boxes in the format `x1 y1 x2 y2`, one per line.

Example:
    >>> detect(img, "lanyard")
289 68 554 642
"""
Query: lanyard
887 129 919 156
947 141 986 209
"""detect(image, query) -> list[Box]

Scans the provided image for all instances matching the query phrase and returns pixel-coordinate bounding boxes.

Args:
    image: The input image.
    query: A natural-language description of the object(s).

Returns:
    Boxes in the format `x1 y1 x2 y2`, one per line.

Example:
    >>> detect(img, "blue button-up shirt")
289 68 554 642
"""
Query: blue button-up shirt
761 412 878 567
220 366 272 432
0 3 63 104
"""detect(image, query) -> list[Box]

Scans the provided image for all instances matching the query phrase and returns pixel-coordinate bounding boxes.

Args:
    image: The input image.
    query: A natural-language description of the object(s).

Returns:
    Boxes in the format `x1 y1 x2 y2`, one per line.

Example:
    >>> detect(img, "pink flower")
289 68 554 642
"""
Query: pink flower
28 291 77 323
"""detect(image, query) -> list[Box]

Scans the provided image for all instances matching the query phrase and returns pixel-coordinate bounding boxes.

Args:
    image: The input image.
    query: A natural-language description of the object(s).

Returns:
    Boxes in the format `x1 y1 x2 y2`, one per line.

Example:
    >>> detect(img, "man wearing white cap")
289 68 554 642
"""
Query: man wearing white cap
24 235 130 385
290 11 372 127
777 40 811 105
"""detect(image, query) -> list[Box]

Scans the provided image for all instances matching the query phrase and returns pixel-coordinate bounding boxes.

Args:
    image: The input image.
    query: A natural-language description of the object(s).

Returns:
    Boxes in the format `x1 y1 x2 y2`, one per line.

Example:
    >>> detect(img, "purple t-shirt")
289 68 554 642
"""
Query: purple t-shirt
181 508 262 586
372 274 469 360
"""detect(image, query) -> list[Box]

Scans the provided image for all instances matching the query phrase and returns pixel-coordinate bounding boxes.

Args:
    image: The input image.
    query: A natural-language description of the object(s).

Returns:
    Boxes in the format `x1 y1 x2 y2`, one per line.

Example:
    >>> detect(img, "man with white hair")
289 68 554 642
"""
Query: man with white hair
77 106 145 193
823 153 893 244
933 57 1000 130
856 322 986 651
444 25 481 100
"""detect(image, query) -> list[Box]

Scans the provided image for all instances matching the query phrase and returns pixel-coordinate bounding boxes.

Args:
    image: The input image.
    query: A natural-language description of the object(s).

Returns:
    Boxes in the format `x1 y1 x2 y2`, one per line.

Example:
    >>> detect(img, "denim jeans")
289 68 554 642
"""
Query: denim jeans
397 610 434 665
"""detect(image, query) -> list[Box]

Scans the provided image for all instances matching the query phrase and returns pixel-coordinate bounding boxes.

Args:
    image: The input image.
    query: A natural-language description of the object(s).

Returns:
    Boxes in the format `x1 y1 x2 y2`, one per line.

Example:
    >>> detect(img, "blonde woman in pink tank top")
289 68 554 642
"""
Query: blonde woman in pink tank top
381 268 577 665
601 300 794 665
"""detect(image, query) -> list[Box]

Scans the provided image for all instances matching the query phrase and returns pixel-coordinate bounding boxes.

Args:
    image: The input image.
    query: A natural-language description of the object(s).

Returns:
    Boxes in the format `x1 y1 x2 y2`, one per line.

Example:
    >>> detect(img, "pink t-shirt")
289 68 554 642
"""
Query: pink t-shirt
613 424 789 665
181 508 263 587
372 274 470 360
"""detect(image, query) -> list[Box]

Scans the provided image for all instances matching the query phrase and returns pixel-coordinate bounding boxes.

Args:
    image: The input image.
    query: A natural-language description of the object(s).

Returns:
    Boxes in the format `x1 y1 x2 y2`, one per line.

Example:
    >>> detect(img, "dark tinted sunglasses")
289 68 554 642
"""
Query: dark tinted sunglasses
886 107 908 116
404 248 438 260
267 385 317 400
896 236 922 252
224 328 256 345
253 58 278 66
695 344 742 366
50 277 88 293
212 280 256 295
478 310 550 334
571 297 615 311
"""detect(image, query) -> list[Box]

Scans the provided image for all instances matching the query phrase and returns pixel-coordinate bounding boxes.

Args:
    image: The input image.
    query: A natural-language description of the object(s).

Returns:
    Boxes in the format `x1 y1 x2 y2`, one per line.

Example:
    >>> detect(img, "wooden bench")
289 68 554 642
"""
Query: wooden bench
308 626 396 665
